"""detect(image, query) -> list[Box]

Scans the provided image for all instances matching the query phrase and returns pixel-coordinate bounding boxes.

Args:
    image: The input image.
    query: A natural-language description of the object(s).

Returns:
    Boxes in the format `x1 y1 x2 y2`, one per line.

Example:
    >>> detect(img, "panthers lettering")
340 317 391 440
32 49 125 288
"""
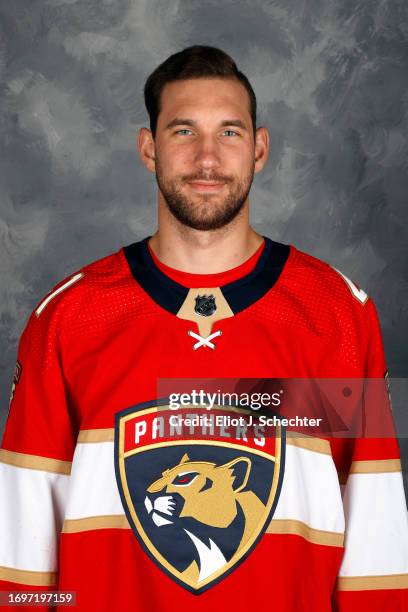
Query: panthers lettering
130 409 266 449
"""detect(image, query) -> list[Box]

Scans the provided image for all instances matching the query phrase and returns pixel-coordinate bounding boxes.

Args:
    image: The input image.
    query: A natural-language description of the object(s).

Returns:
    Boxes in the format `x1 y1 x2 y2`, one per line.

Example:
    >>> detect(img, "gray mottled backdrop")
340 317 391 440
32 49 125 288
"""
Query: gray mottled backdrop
0 1 407 492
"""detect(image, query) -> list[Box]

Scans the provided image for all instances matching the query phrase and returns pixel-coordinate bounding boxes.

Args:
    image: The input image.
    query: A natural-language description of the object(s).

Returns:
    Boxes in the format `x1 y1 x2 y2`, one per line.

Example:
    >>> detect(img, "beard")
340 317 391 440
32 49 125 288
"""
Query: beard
154 158 255 231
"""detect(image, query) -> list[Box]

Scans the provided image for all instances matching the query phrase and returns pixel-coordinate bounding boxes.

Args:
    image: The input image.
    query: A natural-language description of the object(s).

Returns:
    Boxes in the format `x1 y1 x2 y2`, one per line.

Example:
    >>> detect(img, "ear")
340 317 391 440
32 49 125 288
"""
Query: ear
254 126 270 174
180 453 190 464
220 457 251 493
137 127 156 173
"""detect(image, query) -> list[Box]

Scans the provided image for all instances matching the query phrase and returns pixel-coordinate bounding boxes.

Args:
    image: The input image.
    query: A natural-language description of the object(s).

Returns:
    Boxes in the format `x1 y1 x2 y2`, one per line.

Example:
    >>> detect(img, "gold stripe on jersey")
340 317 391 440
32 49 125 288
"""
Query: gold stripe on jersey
336 573 408 591
62 515 130 533
0 565 57 586
286 434 331 455
349 458 402 474
62 515 344 550
0 449 71 475
338 458 402 484
77 428 115 443
266 519 344 547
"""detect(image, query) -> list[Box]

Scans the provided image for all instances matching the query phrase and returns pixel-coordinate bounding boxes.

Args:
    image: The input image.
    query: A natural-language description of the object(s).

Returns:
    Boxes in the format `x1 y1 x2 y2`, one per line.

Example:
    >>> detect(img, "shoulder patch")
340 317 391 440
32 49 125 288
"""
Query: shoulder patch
8 360 22 408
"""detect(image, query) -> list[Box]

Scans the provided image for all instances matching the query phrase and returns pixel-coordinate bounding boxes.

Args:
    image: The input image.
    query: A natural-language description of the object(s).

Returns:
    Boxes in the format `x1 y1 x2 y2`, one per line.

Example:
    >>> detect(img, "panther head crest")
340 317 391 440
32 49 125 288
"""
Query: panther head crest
144 453 266 582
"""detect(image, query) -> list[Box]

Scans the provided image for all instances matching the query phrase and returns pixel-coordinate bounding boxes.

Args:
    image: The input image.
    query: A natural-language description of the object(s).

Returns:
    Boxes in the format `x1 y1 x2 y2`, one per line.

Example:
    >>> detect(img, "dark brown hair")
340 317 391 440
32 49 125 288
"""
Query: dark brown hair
143 45 257 138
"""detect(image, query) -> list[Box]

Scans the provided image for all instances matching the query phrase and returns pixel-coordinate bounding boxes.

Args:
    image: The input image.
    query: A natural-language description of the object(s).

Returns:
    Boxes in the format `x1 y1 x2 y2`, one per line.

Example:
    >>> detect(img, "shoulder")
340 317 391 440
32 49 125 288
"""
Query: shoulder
272 244 385 373
287 245 370 309
22 246 131 342
271 243 380 342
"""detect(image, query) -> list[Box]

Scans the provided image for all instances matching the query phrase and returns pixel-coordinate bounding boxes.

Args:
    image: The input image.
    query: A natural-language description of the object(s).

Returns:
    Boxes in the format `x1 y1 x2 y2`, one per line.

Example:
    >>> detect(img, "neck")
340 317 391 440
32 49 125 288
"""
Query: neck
149 199 263 274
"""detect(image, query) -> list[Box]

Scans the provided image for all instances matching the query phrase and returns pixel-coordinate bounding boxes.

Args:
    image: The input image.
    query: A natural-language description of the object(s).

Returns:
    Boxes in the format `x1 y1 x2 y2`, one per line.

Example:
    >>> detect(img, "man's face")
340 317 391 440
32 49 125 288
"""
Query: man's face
152 78 257 231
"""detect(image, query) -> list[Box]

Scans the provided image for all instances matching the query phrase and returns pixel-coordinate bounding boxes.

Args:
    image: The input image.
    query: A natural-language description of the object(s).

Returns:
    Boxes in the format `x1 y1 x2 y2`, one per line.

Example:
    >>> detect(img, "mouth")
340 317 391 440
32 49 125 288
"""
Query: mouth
144 495 176 527
187 181 226 192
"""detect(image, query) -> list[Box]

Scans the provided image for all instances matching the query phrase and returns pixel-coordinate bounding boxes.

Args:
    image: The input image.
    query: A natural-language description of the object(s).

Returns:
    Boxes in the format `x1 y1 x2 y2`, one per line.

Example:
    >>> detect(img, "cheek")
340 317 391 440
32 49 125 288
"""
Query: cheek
160 151 192 175
224 149 253 172
164 141 193 160
239 149 255 168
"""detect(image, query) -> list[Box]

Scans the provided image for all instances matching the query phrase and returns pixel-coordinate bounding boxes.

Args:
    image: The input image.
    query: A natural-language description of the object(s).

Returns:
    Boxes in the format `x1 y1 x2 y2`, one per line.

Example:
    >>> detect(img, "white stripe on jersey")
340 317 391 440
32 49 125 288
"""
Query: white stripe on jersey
0 463 69 571
339 471 408 576
35 272 84 317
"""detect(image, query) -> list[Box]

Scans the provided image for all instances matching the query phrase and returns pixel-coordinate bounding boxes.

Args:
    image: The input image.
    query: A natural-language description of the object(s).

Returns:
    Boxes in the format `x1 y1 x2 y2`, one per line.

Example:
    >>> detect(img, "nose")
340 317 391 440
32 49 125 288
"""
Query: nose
193 134 221 172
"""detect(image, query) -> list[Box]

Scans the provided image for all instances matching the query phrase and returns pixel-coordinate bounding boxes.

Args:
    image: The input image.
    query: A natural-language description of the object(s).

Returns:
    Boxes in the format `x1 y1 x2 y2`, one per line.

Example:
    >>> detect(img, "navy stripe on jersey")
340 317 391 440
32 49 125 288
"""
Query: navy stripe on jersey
123 236 290 315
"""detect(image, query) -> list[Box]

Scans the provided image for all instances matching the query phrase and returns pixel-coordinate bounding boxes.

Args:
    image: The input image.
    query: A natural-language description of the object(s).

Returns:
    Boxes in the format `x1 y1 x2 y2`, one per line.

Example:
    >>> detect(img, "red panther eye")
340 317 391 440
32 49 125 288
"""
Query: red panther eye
173 472 198 485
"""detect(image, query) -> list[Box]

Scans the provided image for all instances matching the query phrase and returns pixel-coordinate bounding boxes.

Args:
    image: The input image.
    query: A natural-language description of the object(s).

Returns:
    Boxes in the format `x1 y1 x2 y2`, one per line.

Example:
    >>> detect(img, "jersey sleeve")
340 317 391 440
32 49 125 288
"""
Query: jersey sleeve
333 298 408 610
0 294 77 608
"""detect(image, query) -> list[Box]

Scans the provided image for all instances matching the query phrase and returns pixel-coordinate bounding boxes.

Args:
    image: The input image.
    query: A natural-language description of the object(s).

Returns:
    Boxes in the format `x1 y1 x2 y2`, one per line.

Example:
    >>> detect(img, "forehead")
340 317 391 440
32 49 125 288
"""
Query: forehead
158 78 252 124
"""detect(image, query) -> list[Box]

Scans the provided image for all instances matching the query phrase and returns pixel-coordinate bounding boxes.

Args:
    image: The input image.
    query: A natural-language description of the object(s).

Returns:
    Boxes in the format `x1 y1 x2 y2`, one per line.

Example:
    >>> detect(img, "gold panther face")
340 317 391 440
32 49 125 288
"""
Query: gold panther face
146 453 252 528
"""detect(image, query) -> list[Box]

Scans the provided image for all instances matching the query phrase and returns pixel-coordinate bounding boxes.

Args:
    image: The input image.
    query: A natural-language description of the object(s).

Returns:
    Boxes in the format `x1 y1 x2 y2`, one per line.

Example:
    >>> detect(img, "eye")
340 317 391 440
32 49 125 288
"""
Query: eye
172 471 199 486
175 129 193 136
223 130 239 137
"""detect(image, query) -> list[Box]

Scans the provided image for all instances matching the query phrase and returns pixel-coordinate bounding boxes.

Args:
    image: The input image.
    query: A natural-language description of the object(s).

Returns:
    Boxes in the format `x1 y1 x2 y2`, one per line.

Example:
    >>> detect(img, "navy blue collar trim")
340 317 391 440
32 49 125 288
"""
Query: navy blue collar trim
123 236 290 315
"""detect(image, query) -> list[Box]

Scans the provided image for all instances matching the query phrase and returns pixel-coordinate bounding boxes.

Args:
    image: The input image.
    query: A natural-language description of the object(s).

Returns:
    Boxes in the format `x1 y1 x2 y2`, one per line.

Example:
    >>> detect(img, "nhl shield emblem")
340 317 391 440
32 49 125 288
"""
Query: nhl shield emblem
114 400 285 594
194 294 217 317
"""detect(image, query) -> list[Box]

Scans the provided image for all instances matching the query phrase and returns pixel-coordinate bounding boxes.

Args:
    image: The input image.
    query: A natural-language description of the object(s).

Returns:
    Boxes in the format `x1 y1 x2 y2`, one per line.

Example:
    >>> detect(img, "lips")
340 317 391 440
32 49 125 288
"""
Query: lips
187 181 226 191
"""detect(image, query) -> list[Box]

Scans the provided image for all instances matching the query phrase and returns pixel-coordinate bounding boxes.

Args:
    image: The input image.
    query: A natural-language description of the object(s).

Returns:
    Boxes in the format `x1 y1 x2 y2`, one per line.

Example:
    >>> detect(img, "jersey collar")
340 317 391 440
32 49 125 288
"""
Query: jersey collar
123 236 290 316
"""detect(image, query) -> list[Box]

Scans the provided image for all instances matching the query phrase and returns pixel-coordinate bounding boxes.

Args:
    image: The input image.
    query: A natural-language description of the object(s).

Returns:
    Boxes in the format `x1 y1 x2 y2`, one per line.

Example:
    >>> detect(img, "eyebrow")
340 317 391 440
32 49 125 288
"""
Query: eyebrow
165 118 248 131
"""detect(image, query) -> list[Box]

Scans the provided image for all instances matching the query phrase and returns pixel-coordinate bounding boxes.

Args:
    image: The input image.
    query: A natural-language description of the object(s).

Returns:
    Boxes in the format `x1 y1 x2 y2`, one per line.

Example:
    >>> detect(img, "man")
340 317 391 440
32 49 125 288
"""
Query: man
0 45 407 611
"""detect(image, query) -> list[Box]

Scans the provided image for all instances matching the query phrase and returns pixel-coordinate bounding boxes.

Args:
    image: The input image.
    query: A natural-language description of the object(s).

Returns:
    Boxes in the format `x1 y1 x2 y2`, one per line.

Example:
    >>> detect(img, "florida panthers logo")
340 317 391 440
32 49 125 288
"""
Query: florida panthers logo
115 400 285 593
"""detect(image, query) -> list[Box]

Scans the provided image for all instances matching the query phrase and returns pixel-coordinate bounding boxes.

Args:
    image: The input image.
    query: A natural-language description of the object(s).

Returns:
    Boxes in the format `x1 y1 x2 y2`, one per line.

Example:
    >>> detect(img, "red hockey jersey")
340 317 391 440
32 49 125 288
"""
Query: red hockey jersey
0 236 407 611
